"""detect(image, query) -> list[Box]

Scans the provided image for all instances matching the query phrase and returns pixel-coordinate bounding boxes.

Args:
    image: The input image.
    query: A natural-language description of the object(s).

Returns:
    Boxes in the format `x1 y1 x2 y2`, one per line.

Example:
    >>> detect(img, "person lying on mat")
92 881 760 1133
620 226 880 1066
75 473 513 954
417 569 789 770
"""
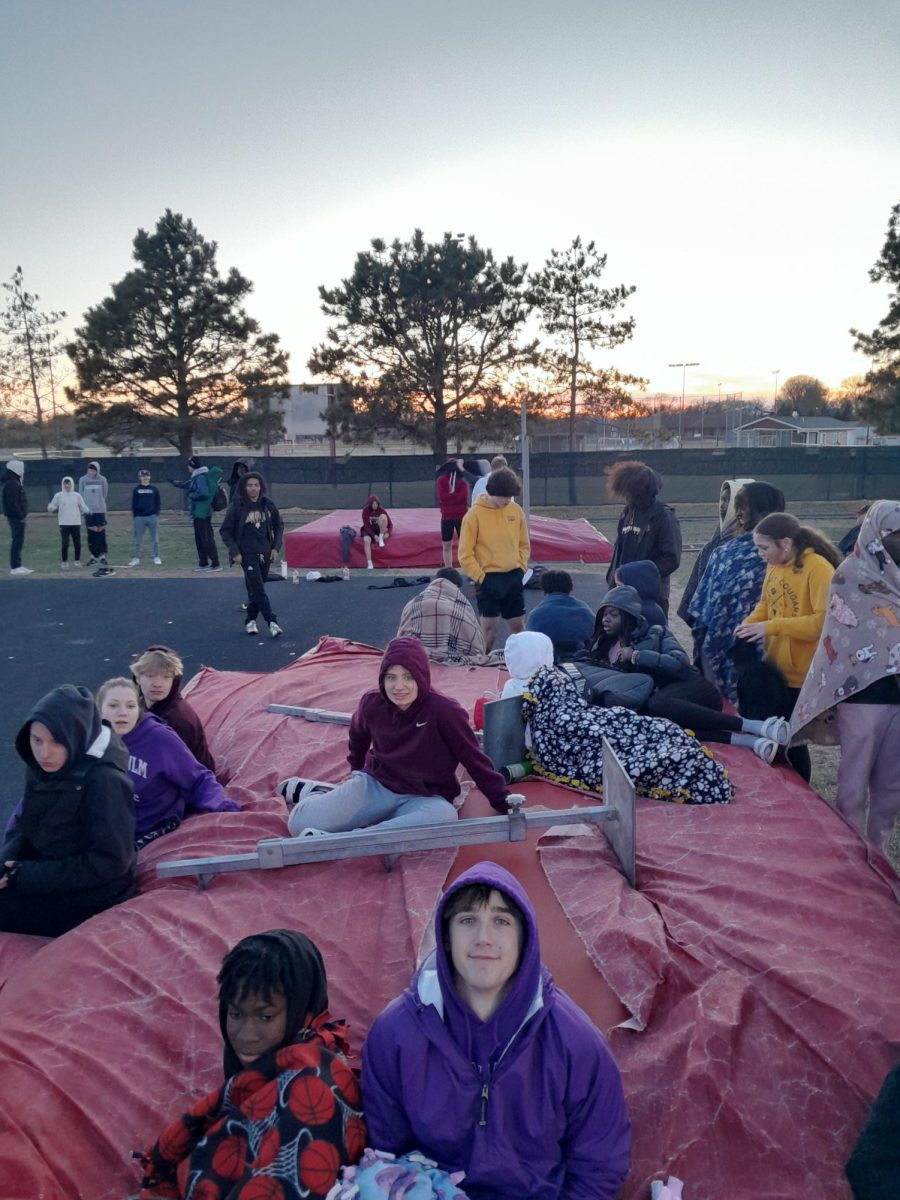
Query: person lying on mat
587 585 789 763
136 929 365 1200
361 861 632 1200
131 644 217 773
0 684 136 936
281 637 509 834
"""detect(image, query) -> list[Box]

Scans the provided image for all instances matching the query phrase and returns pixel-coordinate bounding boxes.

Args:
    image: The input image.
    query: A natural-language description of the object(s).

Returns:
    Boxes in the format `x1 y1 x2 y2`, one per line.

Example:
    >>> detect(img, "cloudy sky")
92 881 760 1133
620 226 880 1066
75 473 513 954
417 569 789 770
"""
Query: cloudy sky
2 0 898 403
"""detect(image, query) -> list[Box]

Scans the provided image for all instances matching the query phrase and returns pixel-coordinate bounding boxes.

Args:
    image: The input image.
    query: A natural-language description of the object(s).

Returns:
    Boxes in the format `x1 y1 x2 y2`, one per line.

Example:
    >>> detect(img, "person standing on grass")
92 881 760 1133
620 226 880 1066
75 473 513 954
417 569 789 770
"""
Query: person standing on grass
129 468 162 566
77 460 109 565
605 460 682 618
220 470 284 638
47 476 89 569
171 455 222 572
459 467 530 653
2 459 31 575
436 457 470 568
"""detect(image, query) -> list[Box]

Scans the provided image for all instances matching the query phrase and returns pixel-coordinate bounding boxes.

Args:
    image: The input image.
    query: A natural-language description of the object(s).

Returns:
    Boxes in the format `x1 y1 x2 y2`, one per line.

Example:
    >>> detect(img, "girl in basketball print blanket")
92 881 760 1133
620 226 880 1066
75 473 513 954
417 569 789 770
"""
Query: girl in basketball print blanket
136 930 365 1199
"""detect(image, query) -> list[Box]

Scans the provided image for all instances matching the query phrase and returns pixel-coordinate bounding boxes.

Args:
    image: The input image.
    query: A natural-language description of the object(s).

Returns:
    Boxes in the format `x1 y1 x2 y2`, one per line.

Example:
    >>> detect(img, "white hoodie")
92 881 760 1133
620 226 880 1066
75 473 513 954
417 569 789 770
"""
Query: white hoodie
48 478 90 526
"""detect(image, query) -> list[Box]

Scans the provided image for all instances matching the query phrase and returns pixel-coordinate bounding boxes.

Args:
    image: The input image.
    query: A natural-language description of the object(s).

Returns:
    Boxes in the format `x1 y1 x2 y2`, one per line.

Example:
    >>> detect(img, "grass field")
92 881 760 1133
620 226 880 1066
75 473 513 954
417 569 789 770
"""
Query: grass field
4 500 895 866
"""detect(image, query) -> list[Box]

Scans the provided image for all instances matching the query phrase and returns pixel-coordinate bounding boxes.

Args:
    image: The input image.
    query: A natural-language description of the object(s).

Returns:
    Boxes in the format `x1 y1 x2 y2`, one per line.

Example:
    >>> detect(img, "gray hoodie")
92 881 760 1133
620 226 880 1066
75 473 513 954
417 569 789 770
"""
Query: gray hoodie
78 463 108 514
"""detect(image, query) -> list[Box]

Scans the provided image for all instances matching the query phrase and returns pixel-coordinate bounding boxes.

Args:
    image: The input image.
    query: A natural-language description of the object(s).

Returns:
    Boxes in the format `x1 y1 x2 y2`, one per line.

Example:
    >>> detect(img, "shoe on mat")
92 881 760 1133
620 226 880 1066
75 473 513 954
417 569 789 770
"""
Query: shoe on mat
377 535 385 548
269 621 283 638
366 562 373 569
753 737 778 765
153 557 162 565
10 566 33 575
759 716 790 746
245 619 259 635
277 777 336 806
128 558 140 567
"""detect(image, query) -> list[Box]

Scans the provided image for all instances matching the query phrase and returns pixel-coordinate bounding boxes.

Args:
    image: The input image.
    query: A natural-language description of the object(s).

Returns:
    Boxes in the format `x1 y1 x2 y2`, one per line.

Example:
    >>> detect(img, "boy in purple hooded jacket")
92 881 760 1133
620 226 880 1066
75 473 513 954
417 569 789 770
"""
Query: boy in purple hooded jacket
361 862 631 1200
286 638 508 835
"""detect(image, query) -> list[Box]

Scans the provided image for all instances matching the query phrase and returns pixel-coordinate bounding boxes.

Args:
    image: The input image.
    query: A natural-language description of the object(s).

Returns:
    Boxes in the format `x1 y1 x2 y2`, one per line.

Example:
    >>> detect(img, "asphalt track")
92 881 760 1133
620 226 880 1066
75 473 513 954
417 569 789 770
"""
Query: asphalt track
1 569 613 826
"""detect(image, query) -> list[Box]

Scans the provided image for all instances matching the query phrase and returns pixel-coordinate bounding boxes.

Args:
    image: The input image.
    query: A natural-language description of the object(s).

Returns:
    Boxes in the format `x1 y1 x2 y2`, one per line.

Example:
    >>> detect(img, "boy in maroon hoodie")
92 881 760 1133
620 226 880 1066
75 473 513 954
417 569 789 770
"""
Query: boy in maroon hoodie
285 638 508 834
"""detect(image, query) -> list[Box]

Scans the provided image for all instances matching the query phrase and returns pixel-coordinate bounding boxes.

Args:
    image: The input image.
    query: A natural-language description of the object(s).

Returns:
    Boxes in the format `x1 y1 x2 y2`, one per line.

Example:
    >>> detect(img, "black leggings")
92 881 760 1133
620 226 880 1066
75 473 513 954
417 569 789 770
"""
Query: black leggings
242 553 274 623
644 675 741 744
60 526 82 562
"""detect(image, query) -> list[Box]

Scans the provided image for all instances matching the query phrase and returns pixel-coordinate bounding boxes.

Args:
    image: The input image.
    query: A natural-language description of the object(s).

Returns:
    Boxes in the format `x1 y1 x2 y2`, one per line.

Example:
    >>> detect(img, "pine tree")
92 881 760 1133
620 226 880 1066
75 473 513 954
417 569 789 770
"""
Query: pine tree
851 199 900 434
0 267 66 459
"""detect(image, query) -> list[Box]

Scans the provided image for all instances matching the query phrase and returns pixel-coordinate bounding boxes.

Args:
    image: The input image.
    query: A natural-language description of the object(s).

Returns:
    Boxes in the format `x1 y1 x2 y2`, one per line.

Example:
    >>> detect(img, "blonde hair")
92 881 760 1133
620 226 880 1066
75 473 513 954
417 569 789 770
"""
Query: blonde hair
490 455 508 470
97 676 139 710
131 648 183 678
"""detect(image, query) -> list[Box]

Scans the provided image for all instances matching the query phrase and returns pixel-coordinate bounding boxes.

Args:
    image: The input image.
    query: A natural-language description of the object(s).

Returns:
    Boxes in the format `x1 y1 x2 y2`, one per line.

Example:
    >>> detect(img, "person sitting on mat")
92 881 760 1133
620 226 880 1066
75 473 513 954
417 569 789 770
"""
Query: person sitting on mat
396 567 502 665
361 861 632 1200
587 585 789 762
136 929 365 1200
525 569 594 661
281 637 509 834
131 644 217 774
0 684 136 936
361 493 393 570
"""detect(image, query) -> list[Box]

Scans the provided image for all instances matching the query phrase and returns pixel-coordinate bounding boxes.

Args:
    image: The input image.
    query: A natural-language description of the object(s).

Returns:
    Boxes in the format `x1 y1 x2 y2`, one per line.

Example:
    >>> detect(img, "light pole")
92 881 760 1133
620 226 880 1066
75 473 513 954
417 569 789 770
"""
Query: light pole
773 369 781 409
669 361 699 443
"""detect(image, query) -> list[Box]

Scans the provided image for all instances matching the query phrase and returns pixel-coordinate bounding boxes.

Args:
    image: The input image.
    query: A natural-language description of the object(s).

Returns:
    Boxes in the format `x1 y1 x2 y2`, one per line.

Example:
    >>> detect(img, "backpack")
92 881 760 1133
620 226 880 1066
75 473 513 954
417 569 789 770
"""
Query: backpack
211 482 228 512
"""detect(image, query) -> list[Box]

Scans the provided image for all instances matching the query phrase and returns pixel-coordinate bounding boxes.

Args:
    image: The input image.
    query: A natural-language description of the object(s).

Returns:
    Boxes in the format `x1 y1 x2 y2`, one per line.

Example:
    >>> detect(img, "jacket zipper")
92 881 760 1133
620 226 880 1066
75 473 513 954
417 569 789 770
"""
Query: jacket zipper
478 1081 489 1126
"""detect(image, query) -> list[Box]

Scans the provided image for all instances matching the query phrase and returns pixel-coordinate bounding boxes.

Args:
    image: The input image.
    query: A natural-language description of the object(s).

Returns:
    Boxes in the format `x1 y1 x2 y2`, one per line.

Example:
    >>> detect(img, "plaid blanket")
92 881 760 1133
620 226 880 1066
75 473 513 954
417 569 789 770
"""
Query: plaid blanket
397 578 504 666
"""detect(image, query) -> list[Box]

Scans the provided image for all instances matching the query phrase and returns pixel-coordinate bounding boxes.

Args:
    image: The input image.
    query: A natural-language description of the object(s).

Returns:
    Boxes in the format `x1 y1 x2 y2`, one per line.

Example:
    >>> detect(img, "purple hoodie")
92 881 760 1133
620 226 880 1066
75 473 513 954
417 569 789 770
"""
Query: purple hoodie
347 638 509 813
121 713 238 838
361 862 631 1200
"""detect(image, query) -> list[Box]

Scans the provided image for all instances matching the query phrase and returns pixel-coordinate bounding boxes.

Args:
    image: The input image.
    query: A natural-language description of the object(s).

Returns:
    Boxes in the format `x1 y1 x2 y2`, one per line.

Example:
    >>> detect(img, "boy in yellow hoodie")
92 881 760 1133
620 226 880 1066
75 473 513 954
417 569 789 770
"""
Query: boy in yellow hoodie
459 468 530 652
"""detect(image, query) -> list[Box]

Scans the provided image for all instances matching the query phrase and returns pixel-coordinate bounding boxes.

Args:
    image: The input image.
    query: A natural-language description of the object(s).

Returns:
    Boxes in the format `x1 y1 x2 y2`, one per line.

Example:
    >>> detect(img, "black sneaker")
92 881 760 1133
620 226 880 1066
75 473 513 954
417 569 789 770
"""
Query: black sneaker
87 556 99 566
93 566 116 577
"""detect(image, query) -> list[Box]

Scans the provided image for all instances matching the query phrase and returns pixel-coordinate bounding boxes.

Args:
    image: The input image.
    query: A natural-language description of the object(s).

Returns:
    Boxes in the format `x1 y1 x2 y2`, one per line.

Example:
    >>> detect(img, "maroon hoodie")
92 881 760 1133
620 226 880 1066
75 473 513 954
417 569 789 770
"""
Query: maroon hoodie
360 494 393 537
347 638 508 812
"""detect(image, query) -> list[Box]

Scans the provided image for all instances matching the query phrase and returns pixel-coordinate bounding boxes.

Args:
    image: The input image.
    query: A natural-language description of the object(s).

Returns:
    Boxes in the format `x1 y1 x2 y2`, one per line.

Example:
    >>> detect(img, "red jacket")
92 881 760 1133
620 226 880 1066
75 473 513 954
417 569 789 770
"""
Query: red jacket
436 470 469 520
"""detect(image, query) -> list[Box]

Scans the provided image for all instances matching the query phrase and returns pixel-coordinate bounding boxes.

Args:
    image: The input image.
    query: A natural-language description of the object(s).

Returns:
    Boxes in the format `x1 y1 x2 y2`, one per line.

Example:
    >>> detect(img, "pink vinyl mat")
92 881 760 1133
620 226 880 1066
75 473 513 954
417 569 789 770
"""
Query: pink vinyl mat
0 639 897 1200
283 509 612 568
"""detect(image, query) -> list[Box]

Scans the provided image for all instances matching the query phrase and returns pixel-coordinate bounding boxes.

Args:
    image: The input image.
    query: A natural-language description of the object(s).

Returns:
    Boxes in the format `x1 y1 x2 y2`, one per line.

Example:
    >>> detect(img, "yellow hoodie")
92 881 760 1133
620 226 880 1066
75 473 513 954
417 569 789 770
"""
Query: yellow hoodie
743 548 835 687
458 496 530 584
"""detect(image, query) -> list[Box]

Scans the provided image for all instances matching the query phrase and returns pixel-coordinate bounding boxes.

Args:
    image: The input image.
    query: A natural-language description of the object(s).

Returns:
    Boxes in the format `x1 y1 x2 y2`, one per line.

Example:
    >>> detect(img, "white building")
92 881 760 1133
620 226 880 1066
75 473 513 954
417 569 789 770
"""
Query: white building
730 415 870 448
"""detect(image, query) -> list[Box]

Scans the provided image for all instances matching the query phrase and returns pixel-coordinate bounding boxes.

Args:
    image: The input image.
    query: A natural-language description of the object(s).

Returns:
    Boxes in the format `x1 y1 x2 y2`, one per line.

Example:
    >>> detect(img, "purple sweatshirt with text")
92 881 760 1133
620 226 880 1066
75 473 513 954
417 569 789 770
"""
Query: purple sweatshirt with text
121 713 238 838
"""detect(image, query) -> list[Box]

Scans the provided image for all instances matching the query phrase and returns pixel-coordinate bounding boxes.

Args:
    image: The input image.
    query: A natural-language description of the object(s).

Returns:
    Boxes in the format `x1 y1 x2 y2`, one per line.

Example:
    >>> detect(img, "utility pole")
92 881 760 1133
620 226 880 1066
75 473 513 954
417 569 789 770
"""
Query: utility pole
669 361 699 444
773 369 781 409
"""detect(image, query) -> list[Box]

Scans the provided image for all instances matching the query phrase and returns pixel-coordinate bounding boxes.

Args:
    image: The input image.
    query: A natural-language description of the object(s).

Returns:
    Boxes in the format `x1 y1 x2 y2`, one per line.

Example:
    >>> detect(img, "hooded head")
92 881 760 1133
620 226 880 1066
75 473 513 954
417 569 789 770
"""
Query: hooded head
87 460 100 473
719 478 755 531
432 862 542 1064
598 584 644 623
503 632 554 691
15 684 105 777
61 476 75 490
188 455 203 470
379 637 431 713
614 562 666 627
5 459 25 478
736 482 785 531
236 470 268 504
217 929 328 1079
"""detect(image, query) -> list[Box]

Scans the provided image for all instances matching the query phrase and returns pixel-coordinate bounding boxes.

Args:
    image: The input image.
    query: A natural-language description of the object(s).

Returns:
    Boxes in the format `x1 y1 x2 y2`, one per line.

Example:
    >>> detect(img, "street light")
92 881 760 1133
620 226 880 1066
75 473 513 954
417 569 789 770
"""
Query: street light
669 361 699 443
773 369 781 408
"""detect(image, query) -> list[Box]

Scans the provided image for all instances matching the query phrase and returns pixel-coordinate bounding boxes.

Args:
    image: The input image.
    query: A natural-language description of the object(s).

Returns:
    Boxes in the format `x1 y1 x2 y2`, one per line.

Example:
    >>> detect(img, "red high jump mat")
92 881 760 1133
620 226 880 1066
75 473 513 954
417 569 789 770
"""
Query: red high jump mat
283 509 612 569
0 639 897 1200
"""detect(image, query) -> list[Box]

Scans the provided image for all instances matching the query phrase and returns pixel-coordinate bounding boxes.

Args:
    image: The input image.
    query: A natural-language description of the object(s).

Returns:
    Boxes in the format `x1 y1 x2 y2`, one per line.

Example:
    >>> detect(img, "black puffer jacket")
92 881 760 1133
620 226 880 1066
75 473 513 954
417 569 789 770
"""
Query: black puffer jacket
1 468 27 520
5 685 136 908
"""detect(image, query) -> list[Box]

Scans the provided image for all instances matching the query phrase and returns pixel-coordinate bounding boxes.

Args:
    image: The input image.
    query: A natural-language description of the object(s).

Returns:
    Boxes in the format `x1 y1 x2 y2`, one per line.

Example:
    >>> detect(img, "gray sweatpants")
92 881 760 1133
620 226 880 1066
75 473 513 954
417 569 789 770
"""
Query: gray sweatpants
287 770 458 836
836 702 900 854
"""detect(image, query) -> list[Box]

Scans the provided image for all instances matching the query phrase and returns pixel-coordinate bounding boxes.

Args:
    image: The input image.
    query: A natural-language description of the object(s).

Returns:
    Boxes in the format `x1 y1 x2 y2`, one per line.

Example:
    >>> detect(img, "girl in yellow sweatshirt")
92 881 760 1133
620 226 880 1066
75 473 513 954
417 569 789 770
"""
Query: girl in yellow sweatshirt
735 512 841 779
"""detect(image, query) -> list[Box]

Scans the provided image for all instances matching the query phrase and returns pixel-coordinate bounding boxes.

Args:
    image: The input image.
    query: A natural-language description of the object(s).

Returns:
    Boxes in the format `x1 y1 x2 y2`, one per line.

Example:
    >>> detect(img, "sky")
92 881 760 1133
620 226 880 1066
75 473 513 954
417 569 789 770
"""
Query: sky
2 0 898 405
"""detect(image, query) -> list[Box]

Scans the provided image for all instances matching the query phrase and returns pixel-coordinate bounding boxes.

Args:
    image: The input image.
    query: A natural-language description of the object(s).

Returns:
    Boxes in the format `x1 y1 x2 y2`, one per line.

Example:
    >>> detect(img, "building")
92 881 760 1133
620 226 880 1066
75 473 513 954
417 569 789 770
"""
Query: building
730 414 870 449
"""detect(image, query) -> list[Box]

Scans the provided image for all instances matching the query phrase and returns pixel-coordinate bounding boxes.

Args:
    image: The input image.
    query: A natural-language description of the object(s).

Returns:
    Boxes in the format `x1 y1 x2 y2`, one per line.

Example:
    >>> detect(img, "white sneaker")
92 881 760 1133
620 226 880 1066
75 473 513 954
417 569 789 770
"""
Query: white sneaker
341 566 350 580
366 562 373 569
10 566 33 575
269 621 283 639
72 560 83 568
245 619 259 635
753 737 778 765
128 558 140 567
153 557 162 565
759 716 790 746
61 562 69 570
377 535 385 548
